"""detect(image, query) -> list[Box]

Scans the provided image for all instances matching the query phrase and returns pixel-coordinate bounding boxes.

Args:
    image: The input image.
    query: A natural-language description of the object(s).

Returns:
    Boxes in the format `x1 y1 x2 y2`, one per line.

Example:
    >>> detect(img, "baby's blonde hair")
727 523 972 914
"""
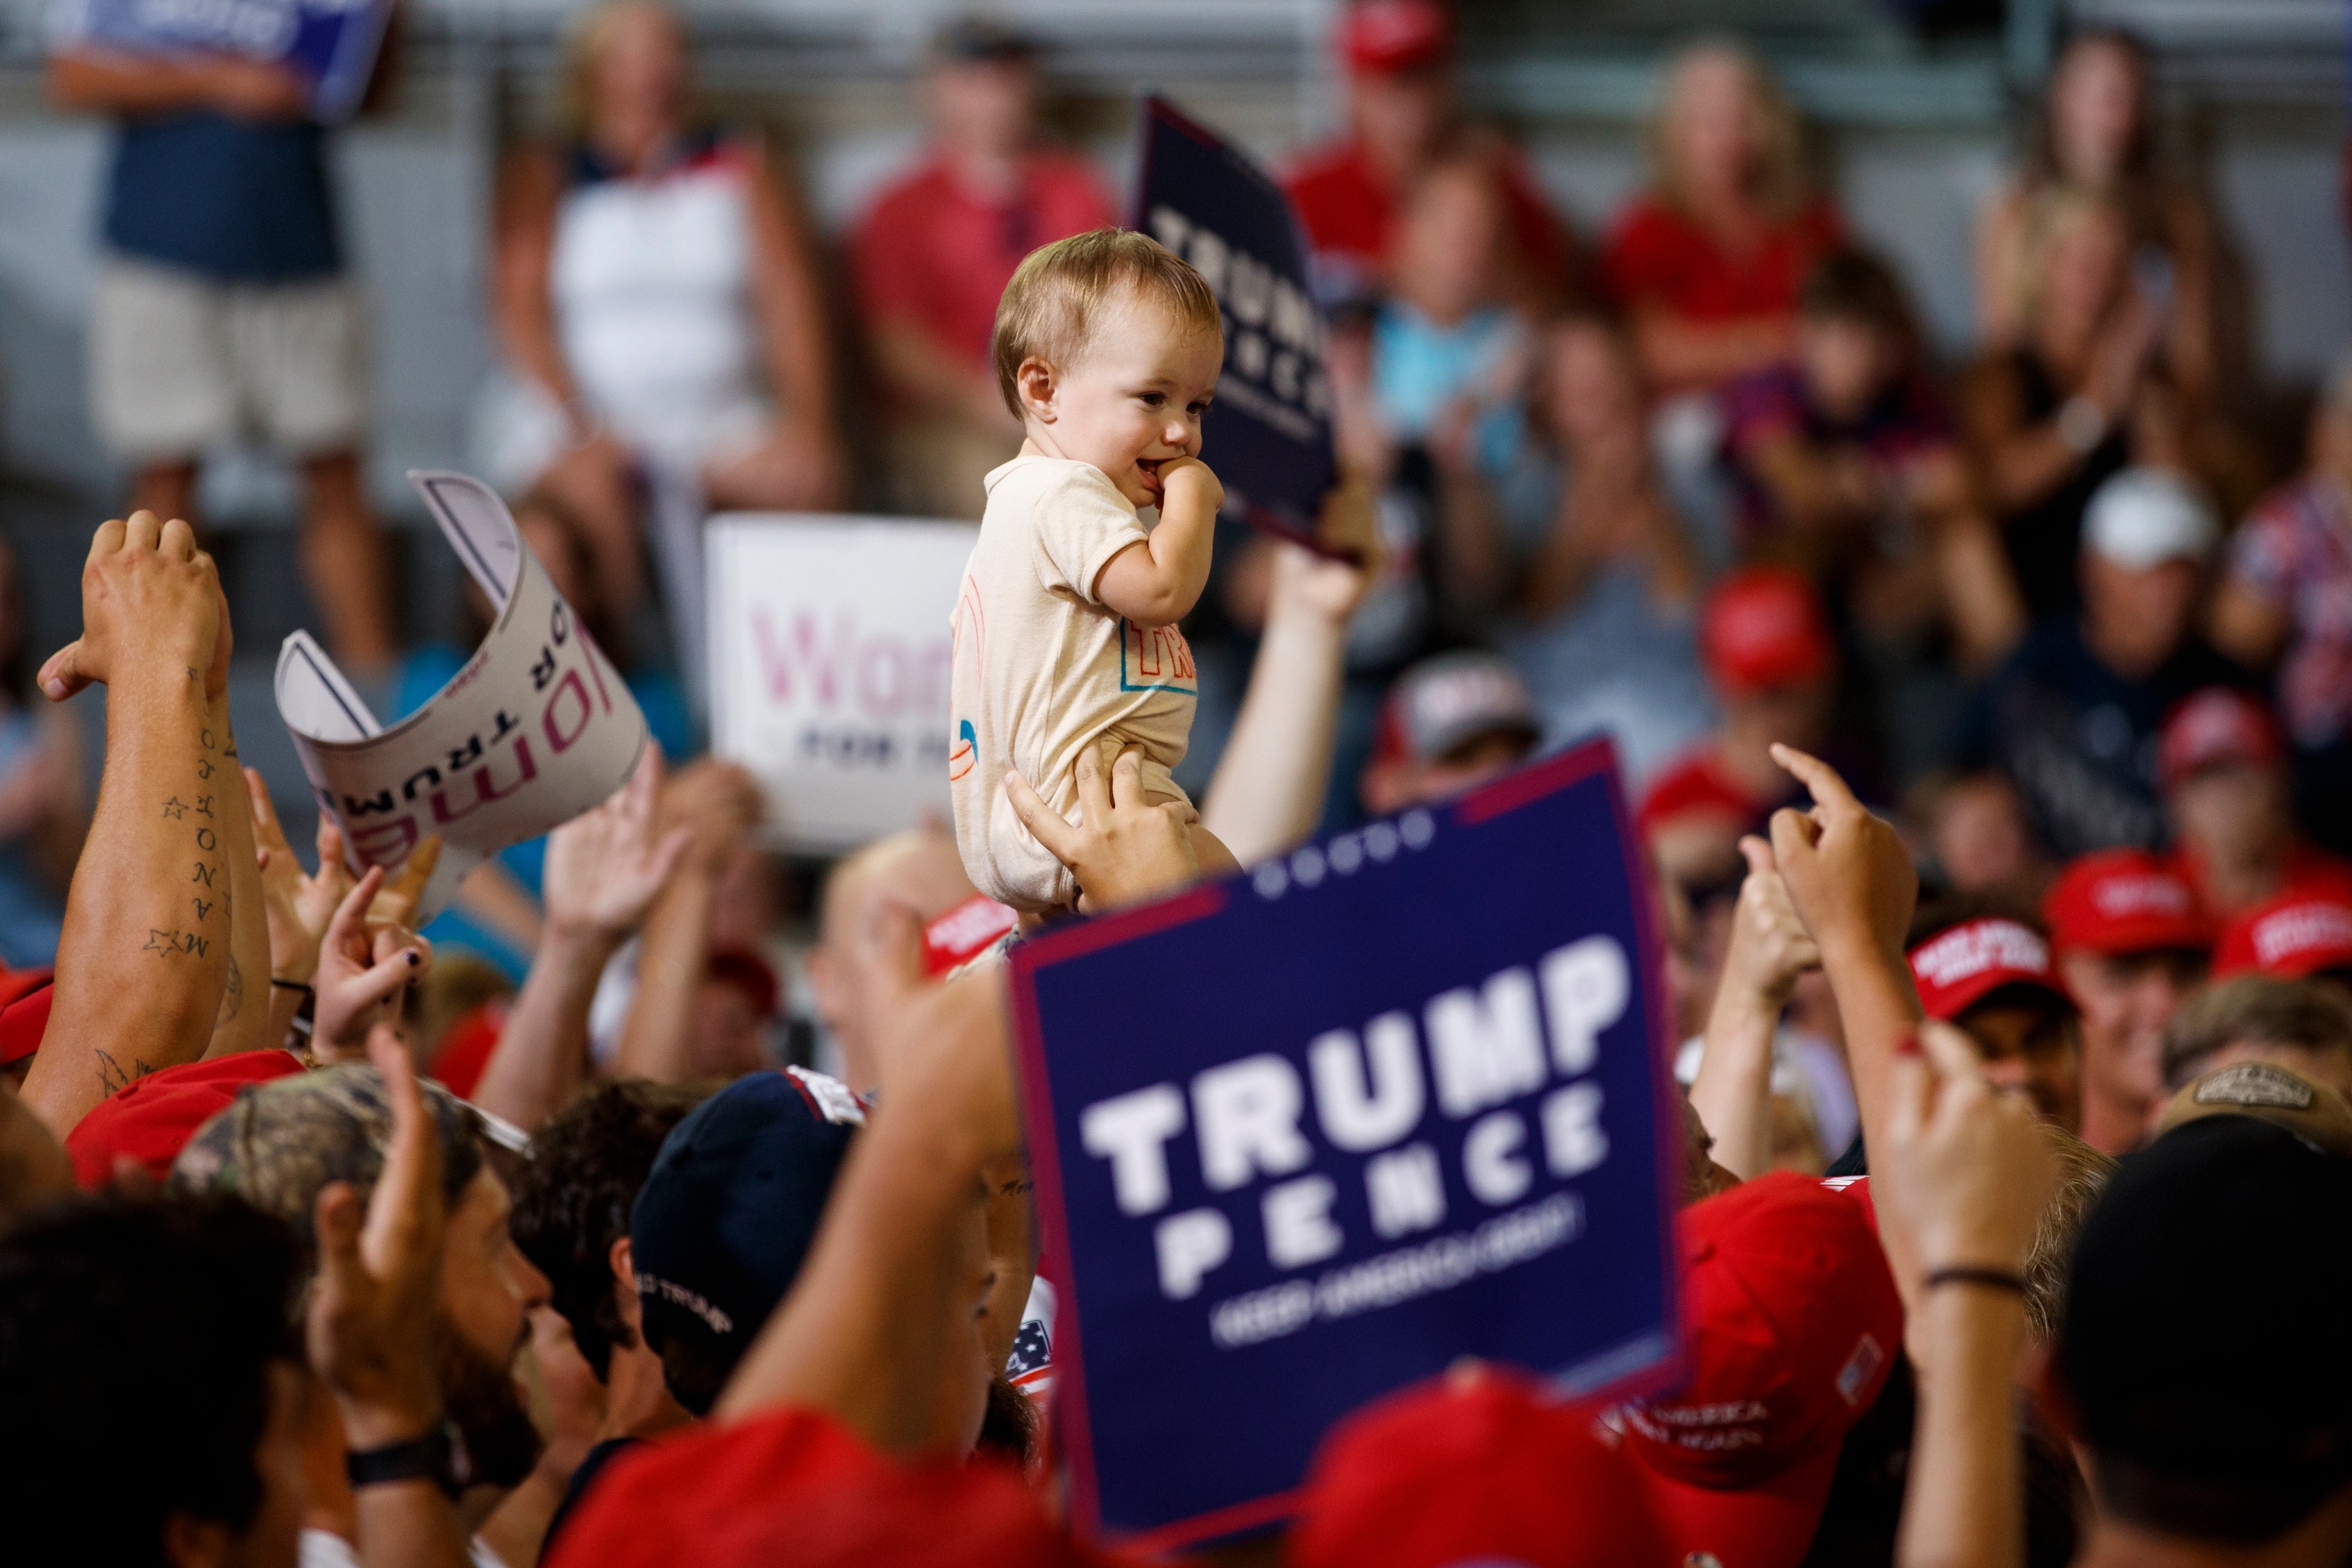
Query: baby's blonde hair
991 228 1223 419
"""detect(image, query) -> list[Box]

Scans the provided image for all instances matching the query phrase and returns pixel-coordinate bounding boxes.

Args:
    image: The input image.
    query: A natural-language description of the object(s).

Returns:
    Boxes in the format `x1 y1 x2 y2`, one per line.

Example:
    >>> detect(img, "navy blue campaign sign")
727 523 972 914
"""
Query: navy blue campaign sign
1132 95 1339 549
54 0 393 120
1009 737 1683 1552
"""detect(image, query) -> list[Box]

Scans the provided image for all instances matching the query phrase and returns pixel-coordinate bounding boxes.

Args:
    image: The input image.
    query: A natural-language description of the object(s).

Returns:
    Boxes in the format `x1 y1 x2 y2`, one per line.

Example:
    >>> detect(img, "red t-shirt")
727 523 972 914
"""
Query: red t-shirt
546 1405 1114 1568
1601 196 1844 327
851 152 1115 372
1282 140 1578 302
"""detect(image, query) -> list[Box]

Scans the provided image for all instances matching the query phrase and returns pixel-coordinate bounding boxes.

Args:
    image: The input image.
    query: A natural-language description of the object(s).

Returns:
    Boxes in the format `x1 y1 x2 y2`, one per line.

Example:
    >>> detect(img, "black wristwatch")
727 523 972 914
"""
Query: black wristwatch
347 1424 464 1499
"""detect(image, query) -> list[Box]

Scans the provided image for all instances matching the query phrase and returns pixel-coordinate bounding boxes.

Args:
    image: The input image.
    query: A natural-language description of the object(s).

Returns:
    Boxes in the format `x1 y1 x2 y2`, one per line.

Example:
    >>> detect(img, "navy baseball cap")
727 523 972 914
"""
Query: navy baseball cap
629 1068 866 1415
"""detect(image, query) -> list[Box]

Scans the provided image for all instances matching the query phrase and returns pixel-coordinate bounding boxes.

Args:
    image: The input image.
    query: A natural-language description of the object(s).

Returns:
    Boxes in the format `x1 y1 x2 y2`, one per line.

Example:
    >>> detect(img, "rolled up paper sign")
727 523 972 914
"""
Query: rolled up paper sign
274 471 649 920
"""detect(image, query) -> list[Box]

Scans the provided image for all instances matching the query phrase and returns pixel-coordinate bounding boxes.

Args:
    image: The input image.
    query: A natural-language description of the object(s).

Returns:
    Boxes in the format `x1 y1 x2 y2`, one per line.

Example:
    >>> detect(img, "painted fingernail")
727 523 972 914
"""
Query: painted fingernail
405 951 420 967
1892 1031 1922 1059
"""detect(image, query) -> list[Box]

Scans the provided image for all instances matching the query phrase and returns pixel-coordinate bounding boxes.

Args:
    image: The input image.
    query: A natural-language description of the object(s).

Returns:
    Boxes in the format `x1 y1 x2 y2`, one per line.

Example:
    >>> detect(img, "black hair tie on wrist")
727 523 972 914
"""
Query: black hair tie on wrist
1923 1266 2028 1295
270 978 314 995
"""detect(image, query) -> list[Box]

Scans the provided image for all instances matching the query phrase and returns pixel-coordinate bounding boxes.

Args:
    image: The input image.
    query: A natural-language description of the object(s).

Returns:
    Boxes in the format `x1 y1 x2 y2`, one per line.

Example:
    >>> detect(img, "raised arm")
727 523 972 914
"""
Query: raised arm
1200 476 1381 865
1688 835 1821 1179
1765 743 1926 1290
612 759 758 1086
201 666 276 1059
20 514 228 1136
476 750 687 1127
1876 1021 2056 1568
713 904 1020 1453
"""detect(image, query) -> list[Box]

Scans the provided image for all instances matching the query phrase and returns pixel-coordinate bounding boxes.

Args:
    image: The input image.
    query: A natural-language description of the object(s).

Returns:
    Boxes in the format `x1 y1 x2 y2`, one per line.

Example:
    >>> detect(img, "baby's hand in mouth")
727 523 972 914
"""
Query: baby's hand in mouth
1136 457 1162 497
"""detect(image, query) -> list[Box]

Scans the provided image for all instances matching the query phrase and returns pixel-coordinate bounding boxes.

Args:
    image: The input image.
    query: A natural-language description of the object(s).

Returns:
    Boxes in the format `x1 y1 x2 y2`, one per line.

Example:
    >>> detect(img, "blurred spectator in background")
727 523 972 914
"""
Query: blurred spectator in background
2045 848 2210 1153
1639 566 1840 893
393 490 698 979
1959 188 2169 621
1464 314 1712 784
47 14 398 668
1910 770 2051 905
2159 976 2352 1108
1286 0 1576 311
1960 469 2242 859
485 0 846 619
2211 355 2352 857
852 17 1111 519
1722 248 2024 673
1976 28 2221 408
1907 908 2083 1133
1359 651 1538 816
1603 40 1843 398
2159 686 2352 918
1375 153 1534 494
0 541 85 969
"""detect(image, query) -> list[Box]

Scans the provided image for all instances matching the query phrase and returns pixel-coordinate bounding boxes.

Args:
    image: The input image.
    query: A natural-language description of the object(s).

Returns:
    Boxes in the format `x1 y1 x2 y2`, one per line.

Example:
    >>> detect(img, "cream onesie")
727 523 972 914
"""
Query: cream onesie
948 453 1200 911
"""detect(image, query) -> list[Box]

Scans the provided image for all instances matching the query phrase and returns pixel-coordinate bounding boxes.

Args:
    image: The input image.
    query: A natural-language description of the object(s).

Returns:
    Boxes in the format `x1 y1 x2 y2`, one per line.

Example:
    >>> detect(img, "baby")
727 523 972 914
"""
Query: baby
949 228 1241 911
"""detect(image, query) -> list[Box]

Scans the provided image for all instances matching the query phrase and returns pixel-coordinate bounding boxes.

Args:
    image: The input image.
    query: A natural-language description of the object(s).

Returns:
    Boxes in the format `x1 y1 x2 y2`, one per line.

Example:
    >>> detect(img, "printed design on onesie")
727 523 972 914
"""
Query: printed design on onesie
949 575 986 781
1118 618 1198 696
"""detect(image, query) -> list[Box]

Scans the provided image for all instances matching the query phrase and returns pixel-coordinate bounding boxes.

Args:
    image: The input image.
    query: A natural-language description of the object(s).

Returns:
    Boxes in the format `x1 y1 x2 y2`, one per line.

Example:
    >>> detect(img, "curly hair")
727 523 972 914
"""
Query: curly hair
0 1192 303 1567
511 1080 713 1382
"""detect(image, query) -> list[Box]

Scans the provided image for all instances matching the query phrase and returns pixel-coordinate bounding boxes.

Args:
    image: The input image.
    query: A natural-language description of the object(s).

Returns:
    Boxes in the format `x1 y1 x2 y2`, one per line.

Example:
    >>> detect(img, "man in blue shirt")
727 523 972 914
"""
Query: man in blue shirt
48 25 396 668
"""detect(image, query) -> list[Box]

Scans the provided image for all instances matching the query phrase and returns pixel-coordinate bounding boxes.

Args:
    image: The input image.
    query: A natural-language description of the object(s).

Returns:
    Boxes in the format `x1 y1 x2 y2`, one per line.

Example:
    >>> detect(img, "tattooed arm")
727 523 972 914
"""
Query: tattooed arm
18 514 229 1138
201 625 274 1059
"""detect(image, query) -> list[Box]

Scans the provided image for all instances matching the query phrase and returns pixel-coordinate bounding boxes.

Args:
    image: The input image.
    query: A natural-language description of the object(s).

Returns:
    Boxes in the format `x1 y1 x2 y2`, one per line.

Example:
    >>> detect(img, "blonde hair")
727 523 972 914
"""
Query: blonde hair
557 0 687 140
2017 183 2130 327
1649 37 1811 224
991 228 1223 419
2023 1122 2115 1342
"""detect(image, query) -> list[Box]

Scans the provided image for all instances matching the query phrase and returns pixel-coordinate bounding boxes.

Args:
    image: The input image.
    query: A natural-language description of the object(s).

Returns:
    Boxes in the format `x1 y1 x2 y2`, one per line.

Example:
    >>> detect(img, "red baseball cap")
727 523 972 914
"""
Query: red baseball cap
2215 891 2352 980
0 974 54 1065
1702 567 1833 698
64 1049 306 1188
544 1404 1105 1568
1907 916 2069 1021
2044 849 2210 957
1620 1172 1901 1568
1340 0 1454 74
2159 686 2284 791
1293 1368 1665 1568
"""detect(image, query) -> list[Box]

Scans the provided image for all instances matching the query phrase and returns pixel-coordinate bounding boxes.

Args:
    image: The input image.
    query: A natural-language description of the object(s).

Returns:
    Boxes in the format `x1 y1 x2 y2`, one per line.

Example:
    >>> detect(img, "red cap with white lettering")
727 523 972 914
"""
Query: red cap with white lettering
1619 1172 1902 1568
2044 849 2210 958
2215 890 2352 980
1906 916 2069 1021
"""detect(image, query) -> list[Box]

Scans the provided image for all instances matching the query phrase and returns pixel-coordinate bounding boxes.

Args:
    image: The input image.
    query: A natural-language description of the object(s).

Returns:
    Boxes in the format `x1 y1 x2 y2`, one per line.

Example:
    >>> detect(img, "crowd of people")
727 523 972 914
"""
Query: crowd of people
5 0 2352 1564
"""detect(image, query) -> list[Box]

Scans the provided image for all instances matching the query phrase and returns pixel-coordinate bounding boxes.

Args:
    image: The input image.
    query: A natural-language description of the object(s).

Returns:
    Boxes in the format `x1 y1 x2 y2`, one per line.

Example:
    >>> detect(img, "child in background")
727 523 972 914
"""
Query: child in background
950 228 1242 912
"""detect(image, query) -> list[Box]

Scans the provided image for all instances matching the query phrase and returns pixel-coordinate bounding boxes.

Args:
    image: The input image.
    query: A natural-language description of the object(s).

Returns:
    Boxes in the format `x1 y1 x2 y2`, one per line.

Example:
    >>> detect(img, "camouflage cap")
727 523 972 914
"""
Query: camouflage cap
170 1063 486 1254
2154 1061 2352 1161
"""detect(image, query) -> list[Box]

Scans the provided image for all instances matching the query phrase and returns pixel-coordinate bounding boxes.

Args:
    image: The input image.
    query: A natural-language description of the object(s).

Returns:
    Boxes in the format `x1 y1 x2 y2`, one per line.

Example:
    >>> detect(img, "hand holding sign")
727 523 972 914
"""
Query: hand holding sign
1011 739 1681 1549
275 473 649 920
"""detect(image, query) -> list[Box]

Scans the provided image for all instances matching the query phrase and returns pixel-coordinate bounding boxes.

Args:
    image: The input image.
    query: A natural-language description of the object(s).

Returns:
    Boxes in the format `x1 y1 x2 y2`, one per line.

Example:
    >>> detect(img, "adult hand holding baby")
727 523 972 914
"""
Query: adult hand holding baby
1005 743 1199 915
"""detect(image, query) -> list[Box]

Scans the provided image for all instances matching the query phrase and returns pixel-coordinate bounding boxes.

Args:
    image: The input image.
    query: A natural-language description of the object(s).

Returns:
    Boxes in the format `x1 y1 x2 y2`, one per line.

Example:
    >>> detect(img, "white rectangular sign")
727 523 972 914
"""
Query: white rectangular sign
707 514 975 853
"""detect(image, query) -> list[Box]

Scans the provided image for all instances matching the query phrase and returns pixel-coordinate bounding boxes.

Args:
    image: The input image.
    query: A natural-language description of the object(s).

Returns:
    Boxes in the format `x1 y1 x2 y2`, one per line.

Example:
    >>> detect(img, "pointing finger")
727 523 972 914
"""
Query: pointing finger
1770 743 1861 816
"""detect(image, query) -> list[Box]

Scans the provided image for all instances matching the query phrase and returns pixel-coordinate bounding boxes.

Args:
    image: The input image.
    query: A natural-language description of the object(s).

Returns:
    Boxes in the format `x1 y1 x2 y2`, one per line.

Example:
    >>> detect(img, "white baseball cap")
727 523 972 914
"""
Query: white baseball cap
2083 467 2219 569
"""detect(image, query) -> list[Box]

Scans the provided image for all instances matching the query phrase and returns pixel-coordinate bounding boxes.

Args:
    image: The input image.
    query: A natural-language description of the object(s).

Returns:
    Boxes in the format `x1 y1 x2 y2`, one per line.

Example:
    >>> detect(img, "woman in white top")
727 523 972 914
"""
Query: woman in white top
485 0 845 617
